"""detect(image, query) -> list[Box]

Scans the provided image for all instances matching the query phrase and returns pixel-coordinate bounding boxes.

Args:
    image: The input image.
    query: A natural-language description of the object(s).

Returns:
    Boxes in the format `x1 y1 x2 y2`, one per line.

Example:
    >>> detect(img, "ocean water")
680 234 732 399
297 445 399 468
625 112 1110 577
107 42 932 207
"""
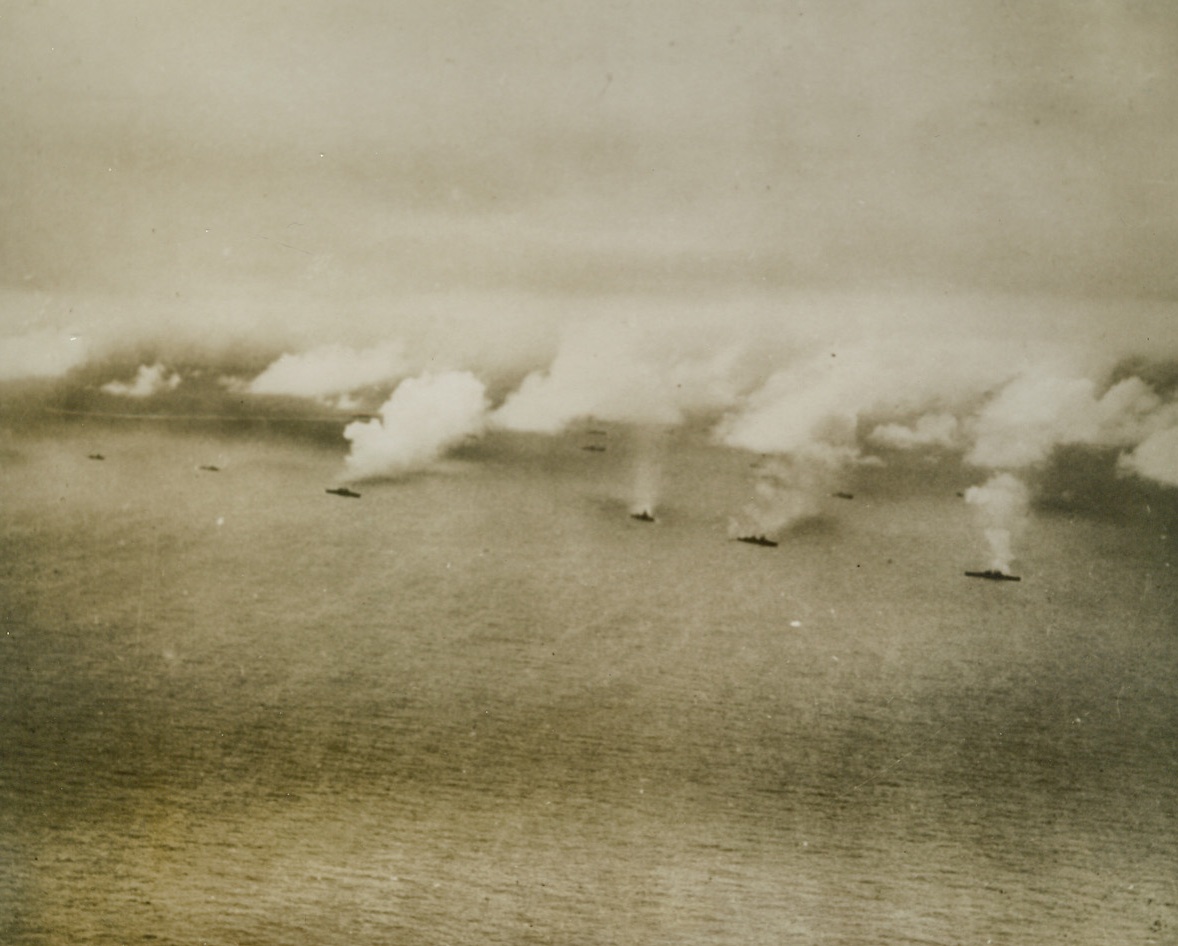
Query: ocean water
2 424 1176 945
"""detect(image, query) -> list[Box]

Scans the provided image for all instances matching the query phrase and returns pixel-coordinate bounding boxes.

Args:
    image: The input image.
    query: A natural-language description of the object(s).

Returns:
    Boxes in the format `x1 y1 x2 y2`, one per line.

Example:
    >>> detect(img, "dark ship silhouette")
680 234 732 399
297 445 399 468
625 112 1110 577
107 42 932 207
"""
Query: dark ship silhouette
630 510 655 522
736 535 778 548
965 569 1020 582
88 453 105 461
582 445 606 452
832 491 854 500
199 465 220 472
326 487 361 498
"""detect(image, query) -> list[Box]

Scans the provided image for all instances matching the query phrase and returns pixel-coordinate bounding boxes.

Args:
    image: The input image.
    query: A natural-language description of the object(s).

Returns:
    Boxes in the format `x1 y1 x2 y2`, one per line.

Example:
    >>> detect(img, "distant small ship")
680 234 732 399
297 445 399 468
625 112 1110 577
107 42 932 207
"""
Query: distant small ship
582 445 606 452
737 535 778 548
326 487 361 498
199 465 220 472
965 570 1020 582
630 510 655 522
88 453 105 461
832 491 854 500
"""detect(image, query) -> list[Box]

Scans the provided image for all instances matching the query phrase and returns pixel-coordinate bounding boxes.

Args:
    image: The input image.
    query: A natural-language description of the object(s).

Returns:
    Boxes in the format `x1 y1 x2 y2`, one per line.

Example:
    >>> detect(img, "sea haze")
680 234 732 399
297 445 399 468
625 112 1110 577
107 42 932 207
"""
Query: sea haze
2 424 1176 945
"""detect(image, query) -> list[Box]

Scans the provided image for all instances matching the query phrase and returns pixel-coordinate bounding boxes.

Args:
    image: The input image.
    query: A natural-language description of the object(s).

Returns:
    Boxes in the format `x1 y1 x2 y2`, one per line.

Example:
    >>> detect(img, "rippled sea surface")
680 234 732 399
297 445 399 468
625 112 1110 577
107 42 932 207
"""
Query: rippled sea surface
2 425 1176 945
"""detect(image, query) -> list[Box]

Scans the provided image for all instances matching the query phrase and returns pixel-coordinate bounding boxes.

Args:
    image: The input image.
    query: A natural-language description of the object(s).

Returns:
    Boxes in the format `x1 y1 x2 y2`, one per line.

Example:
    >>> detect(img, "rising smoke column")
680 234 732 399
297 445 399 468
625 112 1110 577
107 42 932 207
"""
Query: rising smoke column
959 370 1178 566
342 371 488 479
728 447 853 539
717 350 872 538
629 425 667 516
964 472 1030 573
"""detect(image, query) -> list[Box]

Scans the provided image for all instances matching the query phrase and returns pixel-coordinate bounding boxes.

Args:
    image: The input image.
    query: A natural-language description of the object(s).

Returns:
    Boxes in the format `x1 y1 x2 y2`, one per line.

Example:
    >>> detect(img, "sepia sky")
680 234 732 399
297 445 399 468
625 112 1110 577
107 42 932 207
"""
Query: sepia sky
4 1 1178 346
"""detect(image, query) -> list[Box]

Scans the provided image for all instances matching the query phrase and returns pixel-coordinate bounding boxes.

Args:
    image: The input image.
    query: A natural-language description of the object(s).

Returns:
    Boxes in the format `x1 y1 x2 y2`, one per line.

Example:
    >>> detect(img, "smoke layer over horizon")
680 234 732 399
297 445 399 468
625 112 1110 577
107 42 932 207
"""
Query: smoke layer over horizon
6 297 1178 498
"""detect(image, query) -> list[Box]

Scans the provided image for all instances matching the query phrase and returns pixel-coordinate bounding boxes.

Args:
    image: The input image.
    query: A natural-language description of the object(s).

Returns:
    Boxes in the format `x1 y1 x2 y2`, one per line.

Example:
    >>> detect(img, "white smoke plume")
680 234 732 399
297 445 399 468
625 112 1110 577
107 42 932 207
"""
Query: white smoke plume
869 412 960 450
100 363 182 398
716 354 862 457
492 318 745 433
716 349 889 535
964 472 1030 573
249 341 408 400
629 425 667 517
343 371 488 480
1119 425 1178 487
967 374 1173 469
959 373 1176 569
728 446 854 539
713 323 1032 460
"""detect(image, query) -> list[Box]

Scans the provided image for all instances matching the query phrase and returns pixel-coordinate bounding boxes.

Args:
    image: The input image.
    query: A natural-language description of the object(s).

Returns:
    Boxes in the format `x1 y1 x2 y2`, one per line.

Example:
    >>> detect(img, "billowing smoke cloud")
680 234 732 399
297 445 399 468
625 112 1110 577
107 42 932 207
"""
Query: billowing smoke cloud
959 369 1178 525
710 307 1047 460
1119 426 1178 487
960 373 1178 567
492 318 744 433
343 371 488 480
0 329 90 381
716 354 862 457
964 473 1030 573
248 341 408 401
100 363 182 398
869 412 960 450
716 349 896 533
967 374 1173 469
728 446 856 539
